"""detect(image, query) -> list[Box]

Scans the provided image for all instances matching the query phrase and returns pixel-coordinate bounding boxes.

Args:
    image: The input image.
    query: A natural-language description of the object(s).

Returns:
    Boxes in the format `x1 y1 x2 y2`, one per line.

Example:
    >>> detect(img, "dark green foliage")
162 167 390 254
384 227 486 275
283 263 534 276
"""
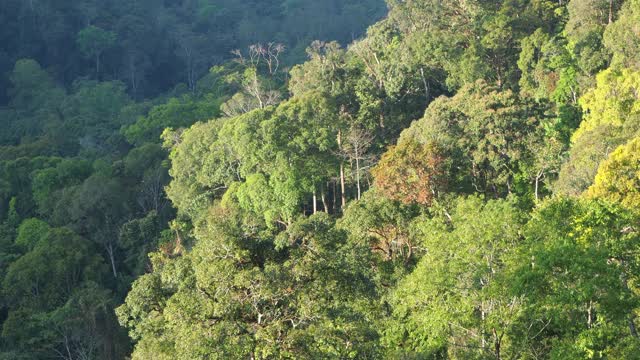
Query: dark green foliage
0 0 386 101
3 0 640 359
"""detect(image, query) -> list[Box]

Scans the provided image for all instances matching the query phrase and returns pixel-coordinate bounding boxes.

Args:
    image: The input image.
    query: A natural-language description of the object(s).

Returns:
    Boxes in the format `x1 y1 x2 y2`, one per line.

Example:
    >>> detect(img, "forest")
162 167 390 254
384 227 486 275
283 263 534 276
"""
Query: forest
0 0 639 359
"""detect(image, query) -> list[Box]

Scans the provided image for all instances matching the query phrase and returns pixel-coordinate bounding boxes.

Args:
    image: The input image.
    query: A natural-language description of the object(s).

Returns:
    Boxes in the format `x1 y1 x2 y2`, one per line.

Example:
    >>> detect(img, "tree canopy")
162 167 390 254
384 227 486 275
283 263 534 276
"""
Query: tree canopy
2 0 640 359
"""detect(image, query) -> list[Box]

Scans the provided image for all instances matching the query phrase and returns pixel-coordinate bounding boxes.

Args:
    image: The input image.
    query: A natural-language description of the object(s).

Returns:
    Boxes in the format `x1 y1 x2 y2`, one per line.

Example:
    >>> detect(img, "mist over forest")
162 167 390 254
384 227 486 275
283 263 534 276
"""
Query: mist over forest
1 0 640 359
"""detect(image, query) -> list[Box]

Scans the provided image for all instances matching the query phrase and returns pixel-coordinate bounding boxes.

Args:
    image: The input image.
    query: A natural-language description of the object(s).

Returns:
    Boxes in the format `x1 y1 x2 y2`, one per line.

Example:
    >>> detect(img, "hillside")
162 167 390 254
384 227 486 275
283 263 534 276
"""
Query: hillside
2 0 640 359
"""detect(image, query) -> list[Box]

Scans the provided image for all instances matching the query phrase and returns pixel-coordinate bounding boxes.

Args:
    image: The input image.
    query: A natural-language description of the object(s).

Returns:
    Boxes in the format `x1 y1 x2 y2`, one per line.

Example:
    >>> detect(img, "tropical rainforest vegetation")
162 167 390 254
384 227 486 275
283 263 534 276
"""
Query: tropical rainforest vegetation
1 0 640 359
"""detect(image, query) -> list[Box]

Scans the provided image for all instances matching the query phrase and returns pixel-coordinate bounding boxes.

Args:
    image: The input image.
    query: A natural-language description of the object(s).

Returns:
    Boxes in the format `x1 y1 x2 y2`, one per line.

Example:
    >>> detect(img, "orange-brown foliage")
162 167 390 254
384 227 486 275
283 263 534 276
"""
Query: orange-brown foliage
372 139 447 205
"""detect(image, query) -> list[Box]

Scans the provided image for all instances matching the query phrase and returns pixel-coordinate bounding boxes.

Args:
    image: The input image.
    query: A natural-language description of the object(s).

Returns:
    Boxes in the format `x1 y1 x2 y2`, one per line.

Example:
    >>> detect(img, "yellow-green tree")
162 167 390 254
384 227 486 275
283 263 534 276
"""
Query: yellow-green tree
587 136 640 208
573 68 640 141
556 67 640 195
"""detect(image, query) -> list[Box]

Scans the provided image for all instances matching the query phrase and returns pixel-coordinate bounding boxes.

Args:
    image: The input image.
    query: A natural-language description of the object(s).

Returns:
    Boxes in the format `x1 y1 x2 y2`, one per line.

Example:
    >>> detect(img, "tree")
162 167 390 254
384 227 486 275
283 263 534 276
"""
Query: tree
556 68 640 195
517 29 581 105
76 26 116 77
288 41 348 98
123 94 221 145
118 211 162 277
554 124 630 196
505 198 640 358
263 92 341 213
339 190 419 265
372 138 445 206
6 59 65 141
163 116 241 220
59 174 131 279
604 0 640 69
118 210 380 359
573 68 640 141
2 228 108 358
384 196 526 359
343 126 374 200
31 158 93 217
565 0 621 76
587 136 640 208
173 26 209 92
395 80 549 197
14 217 49 251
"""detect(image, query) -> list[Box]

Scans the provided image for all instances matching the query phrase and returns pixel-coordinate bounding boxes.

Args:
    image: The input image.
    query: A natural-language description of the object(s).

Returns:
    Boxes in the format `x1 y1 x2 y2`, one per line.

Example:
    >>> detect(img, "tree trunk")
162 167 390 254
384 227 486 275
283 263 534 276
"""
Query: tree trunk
332 180 337 213
356 154 361 200
420 67 429 101
481 309 486 349
64 334 73 360
340 163 346 208
106 242 117 278
587 301 593 329
630 317 638 338
534 170 544 201
609 0 614 24
313 191 317 214
322 186 329 213
492 328 501 360
337 129 346 209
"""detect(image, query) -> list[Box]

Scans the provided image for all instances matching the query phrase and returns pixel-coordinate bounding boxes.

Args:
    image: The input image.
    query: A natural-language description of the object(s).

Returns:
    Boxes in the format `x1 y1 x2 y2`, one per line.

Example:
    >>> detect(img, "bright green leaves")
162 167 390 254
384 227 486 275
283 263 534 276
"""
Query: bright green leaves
509 198 640 358
163 119 225 219
382 196 640 358
383 0 566 91
166 91 344 227
384 196 526 358
14 218 49 251
104 1 640 358
517 29 581 105
588 136 640 208
118 210 380 359
575 68 640 141
556 67 640 195
124 95 222 145
289 41 349 98
228 170 302 228
399 80 549 197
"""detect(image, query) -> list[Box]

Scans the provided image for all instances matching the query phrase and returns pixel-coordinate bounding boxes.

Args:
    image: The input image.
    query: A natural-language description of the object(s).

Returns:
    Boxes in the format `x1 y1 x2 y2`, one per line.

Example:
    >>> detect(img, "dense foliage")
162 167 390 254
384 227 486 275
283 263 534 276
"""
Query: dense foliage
2 0 640 359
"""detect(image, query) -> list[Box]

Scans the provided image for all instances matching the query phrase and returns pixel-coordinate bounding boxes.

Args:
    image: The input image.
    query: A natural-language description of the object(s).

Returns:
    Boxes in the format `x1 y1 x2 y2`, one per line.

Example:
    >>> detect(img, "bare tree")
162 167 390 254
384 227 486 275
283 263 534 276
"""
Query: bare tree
235 42 286 74
343 126 374 200
221 92 260 117
242 69 281 109
263 43 286 75
227 44 285 114
137 167 169 213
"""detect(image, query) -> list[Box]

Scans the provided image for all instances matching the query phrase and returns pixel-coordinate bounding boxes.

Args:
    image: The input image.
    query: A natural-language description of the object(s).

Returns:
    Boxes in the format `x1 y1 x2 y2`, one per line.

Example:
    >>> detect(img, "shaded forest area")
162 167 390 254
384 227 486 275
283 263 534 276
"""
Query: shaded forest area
0 0 386 358
0 0 386 102
2 0 640 359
